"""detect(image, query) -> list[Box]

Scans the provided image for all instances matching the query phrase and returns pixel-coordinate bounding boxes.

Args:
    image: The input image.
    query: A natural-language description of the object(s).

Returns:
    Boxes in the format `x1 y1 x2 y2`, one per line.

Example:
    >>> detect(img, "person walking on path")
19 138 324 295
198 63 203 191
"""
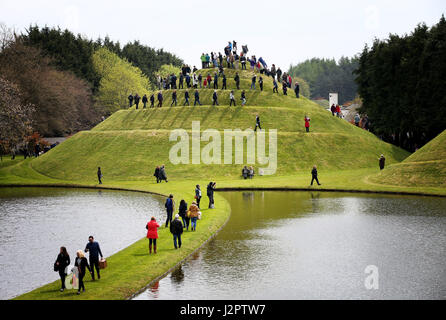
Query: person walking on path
165 194 175 228
273 79 278 93
379 154 386 170
198 74 203 88
194 90 202 106
212 90 219 106
188 201 200 231
150 94 155 108
54 247 70 292
234 72 240 90
146 217 159 254
213 72 219 89
310 165 322 186
305 116 311 133
254 114 262 131
171 90 177 107
195 184 202 208
134 94 140 109
229 90 236 106
128 94 133 107
97 167 103 184
178 199 189 230
142 94 148 108
157 91 163 107
179 73 184 89
241 90 246 106
259 76 264 91
184 91 190 106
170 214 184 249
222 74 227 90
251 74 257 90
154 166 160 183
282 81 288 95
331 104 336 116
74 250 91 295
159 165 168 182
294 82 300 98
84 236 103 281
242 166 249 179
207 181 216 209
336 104 341 118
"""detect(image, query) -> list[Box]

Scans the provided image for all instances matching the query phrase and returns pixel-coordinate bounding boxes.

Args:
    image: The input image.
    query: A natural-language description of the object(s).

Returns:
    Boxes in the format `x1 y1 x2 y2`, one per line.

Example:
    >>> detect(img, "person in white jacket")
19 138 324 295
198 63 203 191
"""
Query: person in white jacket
229 90 236 106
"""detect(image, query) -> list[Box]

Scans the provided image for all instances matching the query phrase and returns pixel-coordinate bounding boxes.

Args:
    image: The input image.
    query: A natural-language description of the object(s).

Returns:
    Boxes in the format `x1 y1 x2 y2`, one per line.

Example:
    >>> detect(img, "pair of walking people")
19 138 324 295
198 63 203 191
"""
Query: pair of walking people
54 236 104 295
146 214 183 252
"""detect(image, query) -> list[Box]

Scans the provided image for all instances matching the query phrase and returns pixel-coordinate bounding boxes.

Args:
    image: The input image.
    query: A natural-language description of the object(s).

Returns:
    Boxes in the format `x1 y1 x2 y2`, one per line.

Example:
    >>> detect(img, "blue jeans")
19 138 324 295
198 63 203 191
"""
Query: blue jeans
173 234 182 248
191 217 198 230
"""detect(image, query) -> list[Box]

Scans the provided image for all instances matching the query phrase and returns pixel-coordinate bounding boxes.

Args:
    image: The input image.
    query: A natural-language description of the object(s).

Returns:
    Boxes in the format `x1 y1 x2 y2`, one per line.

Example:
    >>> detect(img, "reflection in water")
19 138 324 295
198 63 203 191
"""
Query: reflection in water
134 191 446 300
171 265 185 285
0 187 165 300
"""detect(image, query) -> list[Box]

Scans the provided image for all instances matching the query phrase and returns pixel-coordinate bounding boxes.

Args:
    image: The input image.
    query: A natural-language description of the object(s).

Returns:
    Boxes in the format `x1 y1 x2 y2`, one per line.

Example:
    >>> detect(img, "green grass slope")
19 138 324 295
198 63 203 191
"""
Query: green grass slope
369 130 446 187
28 71 409 182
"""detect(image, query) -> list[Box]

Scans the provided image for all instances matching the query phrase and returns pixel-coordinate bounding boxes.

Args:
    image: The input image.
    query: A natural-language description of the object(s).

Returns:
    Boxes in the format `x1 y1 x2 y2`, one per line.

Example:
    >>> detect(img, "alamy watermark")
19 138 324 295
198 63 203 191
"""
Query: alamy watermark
364 265 379 290
169 121 277 175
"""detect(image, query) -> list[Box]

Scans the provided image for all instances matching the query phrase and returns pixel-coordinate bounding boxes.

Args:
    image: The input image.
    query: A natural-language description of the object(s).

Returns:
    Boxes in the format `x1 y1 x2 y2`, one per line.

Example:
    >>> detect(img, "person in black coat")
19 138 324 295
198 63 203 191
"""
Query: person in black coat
142 94 148 108
128 94 133 107
194 90 201 106
310 165 321 186
234 73 240 90
178 199 189 230
207 182 216 209
97 167 103 184
54 247 70 292
150 94 155 108
170 214 184 249
74 250 92 295
157 92 163 107
222 74 227 90
171 90 177 107
154 166 160 183
379 155 386 170
184 91 190 106
212 90 219 106
159 165 168 182
134 94 140 109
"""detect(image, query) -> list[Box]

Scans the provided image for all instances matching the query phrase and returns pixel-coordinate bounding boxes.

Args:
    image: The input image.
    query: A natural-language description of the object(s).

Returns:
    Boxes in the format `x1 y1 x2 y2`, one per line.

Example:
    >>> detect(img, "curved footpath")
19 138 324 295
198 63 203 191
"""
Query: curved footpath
1 161 445 300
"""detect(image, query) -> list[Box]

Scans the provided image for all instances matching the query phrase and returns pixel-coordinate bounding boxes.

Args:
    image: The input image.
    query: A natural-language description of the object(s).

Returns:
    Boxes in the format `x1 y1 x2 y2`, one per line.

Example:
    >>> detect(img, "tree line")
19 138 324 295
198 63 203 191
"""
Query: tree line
0 23 183 156
288 56 359 104
355 16 446 151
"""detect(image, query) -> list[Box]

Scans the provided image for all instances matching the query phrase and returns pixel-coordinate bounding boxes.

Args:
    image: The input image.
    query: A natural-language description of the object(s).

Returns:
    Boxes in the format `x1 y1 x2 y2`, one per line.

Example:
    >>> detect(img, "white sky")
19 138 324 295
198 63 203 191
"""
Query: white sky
1 0 445 70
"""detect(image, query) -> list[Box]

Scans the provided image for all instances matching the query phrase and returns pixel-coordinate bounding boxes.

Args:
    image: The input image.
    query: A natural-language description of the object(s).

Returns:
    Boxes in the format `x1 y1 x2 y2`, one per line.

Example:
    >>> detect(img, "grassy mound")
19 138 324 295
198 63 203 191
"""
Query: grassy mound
369 130 446 187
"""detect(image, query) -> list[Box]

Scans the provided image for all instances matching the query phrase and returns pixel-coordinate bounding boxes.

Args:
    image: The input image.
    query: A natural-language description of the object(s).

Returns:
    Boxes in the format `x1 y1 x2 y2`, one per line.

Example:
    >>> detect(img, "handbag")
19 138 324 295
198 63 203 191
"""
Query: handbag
99 258 107 269
53 262 59 272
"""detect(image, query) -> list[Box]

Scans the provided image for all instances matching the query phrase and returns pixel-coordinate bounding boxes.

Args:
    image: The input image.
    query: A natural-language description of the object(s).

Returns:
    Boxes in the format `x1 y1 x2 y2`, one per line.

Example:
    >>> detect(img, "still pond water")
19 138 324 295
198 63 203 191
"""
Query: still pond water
0 187 164 300
134 191 446 300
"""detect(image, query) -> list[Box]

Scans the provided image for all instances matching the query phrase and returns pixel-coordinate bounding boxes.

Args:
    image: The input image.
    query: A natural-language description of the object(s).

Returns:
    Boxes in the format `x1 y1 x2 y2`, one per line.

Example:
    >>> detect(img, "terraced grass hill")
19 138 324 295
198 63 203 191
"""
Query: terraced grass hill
26 68 409 182
369 130 446 187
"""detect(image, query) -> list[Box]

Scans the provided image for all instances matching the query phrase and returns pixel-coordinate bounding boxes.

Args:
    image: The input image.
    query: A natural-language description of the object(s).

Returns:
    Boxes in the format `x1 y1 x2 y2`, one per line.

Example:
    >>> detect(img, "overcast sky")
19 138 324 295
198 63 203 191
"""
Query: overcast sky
1 0 444 69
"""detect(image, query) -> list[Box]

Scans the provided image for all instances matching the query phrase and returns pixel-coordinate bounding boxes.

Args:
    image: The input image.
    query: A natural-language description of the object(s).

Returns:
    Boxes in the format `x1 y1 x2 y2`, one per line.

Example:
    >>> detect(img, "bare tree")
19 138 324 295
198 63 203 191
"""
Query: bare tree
0 22 15 52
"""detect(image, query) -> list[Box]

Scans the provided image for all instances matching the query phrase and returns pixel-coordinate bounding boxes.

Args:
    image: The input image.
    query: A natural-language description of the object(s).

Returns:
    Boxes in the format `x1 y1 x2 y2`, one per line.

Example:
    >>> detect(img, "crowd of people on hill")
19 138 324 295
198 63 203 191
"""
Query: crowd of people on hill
124 41 301 110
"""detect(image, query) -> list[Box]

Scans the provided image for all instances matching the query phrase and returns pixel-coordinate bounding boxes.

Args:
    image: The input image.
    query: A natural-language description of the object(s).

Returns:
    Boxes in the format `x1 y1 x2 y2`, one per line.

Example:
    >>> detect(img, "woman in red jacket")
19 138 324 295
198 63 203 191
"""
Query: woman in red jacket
146 217 160 254
304 116 311 133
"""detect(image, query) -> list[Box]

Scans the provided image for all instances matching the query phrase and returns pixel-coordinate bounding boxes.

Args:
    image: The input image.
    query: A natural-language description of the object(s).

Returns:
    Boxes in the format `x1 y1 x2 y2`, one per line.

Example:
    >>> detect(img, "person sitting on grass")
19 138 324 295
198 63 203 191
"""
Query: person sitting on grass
242 166 249 179
170 214 184 249
310 165 322 186
248 166 255 179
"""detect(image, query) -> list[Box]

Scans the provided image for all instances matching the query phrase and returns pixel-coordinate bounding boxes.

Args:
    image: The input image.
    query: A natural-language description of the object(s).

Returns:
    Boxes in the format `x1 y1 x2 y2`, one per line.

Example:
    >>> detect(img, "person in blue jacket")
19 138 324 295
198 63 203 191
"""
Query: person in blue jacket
165 194 175 227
